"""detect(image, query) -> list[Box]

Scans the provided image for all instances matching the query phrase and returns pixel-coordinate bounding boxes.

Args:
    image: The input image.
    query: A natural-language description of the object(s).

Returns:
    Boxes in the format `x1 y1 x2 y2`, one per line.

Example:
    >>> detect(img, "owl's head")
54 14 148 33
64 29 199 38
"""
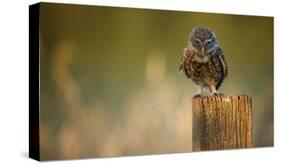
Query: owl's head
188 27 218 55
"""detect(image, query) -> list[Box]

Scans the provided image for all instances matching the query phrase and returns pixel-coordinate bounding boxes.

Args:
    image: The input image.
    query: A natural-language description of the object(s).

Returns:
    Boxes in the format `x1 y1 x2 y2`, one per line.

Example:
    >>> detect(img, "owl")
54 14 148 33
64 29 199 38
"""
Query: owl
179 27 228 98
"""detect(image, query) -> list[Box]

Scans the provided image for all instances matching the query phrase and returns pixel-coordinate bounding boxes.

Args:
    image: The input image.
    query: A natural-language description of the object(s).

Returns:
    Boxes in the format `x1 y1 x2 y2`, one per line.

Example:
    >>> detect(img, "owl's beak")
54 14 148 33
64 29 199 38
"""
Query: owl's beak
201 47 205 54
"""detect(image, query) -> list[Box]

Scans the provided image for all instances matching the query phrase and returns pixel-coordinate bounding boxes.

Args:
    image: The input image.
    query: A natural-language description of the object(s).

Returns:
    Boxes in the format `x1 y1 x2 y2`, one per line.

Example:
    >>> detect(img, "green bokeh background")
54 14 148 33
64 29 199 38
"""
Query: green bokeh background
39 3 273 160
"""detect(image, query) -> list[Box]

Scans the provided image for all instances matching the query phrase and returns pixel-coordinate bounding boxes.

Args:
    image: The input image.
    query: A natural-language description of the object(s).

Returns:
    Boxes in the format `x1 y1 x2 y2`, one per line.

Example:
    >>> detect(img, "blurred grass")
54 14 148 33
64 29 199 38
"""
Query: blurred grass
39 3 273 160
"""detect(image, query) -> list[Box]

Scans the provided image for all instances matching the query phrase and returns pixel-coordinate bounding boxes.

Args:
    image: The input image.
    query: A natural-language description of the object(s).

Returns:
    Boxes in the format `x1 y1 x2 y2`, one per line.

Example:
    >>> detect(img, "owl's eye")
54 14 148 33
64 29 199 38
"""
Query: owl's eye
206 41 211 45
195 40 200 44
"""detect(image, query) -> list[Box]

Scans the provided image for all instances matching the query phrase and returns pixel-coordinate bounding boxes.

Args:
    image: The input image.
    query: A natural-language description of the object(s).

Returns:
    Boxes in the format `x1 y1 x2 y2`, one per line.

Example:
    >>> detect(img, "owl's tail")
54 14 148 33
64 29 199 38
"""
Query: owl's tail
216 76 223 90
216 79 223 90
179 64 183 73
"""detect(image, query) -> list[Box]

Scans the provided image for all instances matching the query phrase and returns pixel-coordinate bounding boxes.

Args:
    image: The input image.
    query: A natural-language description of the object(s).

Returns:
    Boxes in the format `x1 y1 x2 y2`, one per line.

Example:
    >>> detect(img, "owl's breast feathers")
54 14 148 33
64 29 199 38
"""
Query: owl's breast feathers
180 47 228 89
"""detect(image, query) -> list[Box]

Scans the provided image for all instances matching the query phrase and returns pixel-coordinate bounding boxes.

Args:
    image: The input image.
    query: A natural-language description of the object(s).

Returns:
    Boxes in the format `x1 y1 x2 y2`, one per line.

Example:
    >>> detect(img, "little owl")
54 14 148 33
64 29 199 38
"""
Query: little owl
179 27 228 97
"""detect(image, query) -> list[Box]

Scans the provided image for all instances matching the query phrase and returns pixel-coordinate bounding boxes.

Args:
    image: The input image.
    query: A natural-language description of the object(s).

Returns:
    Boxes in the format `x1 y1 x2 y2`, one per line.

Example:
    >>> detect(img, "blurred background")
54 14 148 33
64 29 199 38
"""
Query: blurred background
39 3 273 160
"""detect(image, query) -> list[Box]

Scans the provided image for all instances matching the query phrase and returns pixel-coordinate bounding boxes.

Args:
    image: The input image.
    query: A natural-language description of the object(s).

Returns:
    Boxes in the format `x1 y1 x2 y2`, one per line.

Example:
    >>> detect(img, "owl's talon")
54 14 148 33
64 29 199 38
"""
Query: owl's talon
212 93 224 96
218 93 224 96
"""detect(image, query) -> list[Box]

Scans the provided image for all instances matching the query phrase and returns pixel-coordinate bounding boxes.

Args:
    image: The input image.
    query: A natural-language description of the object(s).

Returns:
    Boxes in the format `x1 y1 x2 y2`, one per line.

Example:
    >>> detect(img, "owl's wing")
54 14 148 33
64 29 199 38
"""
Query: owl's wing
215 48 228 90
218 51 228 79
179 47 193 78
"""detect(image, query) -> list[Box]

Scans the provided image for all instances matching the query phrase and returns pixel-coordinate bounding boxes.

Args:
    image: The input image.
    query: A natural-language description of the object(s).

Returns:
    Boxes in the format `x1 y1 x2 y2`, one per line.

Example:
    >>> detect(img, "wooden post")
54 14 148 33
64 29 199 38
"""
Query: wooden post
192 95 252 151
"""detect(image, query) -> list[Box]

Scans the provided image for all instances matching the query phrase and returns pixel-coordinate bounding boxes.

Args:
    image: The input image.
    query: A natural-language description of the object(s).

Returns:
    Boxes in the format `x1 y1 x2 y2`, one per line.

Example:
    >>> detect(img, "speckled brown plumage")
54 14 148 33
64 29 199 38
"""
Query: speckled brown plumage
179 27 228 97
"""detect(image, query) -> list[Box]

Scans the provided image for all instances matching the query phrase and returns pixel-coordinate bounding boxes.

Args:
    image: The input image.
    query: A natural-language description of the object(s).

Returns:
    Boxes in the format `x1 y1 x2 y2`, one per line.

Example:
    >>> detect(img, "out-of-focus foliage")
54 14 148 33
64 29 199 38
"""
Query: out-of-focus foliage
39 3 273 160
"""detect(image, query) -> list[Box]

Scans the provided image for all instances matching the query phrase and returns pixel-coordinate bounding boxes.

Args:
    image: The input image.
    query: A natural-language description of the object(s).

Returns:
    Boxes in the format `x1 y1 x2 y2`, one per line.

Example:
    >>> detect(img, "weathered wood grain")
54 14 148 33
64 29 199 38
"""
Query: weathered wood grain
192 95 252 151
